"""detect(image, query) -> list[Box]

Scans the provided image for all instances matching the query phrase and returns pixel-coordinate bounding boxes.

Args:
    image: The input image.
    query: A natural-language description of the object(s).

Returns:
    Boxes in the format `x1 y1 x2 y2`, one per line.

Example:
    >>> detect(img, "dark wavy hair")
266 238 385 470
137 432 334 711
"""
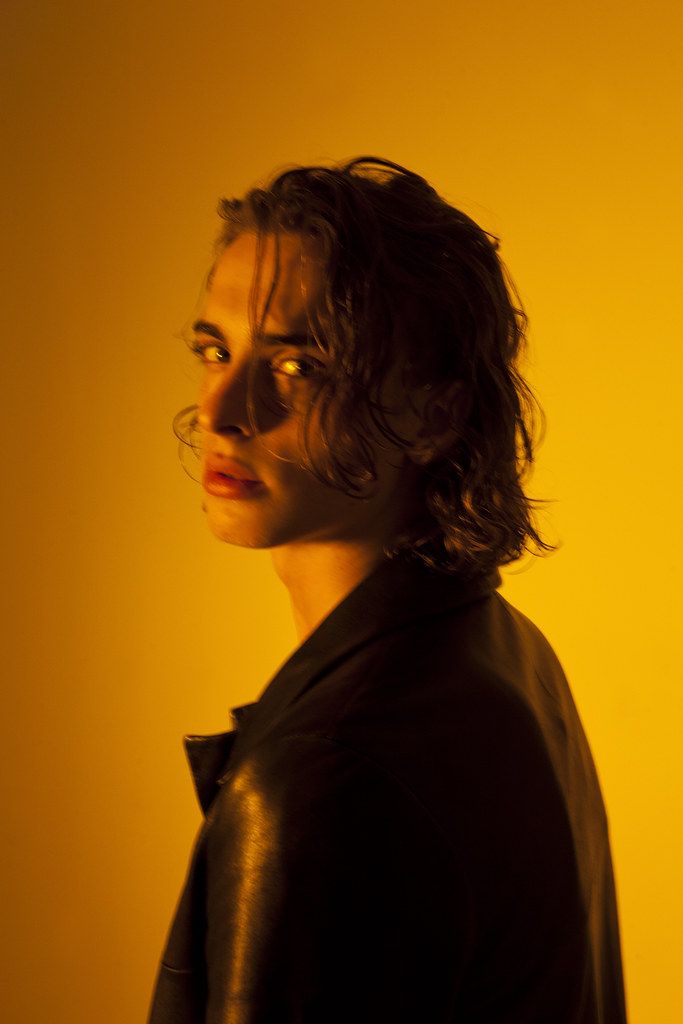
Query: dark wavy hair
174 156 556 577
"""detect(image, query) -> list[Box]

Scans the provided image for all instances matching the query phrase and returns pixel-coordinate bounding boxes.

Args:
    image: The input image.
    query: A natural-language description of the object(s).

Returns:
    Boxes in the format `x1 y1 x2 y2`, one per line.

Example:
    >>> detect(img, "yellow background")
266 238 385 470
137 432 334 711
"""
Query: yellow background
3 2 681 1021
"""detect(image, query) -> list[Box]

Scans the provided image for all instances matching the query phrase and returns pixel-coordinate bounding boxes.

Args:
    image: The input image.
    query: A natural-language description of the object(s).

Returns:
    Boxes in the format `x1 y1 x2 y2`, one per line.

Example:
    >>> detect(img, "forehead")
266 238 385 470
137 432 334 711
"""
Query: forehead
205 231 326 330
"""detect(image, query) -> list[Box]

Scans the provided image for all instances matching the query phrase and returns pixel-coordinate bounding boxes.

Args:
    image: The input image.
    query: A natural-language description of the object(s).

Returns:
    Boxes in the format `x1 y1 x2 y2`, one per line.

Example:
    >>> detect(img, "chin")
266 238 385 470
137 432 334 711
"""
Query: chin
201 491 347 550
205 518 274 549
202 502 280 549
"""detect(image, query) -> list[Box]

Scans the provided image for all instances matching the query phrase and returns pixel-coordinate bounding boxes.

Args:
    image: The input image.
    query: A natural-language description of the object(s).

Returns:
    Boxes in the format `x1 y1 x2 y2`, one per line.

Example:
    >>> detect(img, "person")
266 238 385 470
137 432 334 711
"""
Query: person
148 157 627 1023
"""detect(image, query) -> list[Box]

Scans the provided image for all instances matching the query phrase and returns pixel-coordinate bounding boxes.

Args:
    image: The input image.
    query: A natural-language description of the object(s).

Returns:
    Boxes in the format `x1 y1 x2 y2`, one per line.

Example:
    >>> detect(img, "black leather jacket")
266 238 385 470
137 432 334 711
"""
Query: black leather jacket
148 556 627 1023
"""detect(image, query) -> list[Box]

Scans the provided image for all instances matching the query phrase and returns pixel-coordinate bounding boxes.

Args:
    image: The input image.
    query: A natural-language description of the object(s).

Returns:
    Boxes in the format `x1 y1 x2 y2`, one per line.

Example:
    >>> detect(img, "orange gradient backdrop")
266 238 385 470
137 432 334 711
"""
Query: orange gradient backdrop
2 2 682 1021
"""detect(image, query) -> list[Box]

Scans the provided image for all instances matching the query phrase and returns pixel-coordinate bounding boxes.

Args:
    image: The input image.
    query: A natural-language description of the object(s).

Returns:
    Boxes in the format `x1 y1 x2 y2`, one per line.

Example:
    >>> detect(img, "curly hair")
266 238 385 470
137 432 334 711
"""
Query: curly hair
174 156 555 578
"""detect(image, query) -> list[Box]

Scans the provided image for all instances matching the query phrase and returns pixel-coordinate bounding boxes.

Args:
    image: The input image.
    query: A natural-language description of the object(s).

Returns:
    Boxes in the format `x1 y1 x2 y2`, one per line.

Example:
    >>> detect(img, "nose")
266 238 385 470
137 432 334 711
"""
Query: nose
197 363 253 438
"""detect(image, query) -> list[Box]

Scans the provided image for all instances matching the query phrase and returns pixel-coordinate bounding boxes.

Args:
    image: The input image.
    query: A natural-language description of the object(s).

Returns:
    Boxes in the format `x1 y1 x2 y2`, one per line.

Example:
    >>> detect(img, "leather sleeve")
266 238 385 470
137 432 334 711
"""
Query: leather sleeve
202 733 469 1024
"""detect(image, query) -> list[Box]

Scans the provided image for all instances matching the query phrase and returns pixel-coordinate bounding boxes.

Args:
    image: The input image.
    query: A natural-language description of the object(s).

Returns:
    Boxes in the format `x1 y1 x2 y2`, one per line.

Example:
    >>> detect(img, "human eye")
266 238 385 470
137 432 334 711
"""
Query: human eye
271 353 327 380
189 341 230 365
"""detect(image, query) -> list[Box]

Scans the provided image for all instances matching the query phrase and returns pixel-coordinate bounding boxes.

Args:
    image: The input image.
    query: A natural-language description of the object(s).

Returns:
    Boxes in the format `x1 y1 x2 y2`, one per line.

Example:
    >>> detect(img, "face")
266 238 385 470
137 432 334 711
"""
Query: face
193 231 425 553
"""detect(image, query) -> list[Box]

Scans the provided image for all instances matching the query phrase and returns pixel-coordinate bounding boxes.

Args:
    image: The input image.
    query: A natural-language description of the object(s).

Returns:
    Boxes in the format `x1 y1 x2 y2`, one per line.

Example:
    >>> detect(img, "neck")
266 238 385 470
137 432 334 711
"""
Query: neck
271 540 388 644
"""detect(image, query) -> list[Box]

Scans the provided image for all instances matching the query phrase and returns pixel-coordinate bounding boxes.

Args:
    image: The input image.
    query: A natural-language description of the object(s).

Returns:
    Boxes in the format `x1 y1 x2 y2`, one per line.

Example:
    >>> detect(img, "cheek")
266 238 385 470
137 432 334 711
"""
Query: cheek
254 377 324 434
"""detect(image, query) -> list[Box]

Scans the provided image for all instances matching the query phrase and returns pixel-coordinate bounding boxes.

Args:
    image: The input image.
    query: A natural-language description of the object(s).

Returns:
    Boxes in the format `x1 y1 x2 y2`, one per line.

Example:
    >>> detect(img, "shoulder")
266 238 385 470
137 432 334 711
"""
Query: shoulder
314 586 572 743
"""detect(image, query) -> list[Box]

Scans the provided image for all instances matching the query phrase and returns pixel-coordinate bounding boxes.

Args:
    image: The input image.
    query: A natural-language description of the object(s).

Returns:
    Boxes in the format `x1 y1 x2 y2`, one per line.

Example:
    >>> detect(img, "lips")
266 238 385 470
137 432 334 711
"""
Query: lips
204 455 261 483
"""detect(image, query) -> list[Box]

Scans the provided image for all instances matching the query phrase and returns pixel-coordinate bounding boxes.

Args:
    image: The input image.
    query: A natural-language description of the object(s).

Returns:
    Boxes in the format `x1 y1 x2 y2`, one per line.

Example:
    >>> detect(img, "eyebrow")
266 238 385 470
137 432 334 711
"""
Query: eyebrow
192 319 225 341
191 319 316 348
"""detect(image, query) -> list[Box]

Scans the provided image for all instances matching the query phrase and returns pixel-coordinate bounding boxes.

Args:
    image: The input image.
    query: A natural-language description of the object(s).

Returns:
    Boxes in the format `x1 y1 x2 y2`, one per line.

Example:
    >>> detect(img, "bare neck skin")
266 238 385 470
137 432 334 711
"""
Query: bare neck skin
270 538 388 644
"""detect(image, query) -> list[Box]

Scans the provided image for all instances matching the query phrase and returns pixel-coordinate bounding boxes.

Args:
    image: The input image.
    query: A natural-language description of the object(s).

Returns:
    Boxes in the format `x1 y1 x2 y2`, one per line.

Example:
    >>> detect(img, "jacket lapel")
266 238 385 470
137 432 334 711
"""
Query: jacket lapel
183 702 258 813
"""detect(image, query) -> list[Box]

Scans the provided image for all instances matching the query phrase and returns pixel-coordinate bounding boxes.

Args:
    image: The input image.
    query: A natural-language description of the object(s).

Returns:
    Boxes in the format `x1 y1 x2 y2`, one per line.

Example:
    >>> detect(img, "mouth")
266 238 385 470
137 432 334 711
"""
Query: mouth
202 467 264 498
204 455 262 484
217 472 259 483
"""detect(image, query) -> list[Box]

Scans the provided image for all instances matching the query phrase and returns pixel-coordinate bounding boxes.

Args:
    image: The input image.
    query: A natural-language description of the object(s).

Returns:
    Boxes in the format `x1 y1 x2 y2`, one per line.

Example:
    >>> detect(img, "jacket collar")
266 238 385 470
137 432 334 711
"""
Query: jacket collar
184 554 500 813
183 702 259 814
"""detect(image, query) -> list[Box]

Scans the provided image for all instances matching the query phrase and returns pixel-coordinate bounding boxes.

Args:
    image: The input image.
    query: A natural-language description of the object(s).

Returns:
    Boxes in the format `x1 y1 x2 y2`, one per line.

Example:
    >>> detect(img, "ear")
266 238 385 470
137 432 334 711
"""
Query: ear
405 379 468 467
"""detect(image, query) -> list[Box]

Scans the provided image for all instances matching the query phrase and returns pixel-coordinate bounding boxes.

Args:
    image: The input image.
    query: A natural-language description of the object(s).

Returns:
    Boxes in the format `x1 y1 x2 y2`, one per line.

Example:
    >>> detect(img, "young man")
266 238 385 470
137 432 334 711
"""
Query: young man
149 158 627 1022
